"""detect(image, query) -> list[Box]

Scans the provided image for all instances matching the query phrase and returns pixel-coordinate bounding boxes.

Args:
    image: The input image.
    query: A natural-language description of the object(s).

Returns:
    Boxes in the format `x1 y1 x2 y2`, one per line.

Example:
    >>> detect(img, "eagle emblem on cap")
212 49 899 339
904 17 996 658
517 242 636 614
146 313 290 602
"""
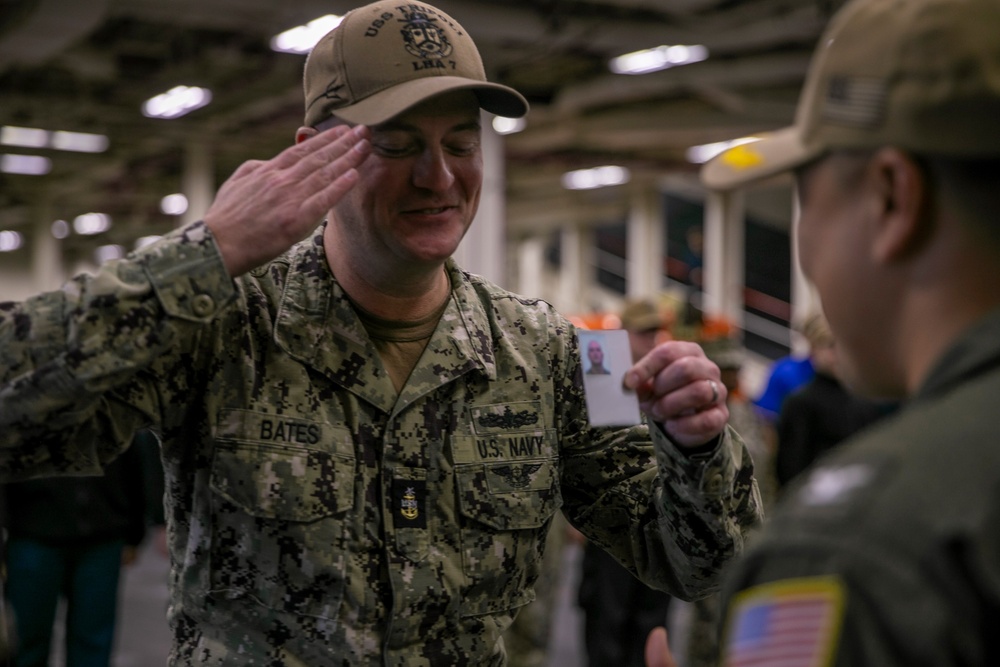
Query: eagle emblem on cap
398 9 452 59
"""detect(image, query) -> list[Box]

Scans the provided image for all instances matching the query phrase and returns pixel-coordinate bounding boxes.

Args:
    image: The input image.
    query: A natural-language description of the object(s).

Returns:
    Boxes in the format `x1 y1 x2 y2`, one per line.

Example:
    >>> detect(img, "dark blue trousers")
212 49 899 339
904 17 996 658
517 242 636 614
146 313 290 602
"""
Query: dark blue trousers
5 537 125 667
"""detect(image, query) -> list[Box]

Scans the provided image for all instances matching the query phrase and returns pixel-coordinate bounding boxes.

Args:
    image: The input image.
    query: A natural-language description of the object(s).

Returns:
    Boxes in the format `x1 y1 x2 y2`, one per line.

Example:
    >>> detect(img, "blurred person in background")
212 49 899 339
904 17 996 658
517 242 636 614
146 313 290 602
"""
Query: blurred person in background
751 313 830 427
682 336 775 667
775 313 896 491
1 432 161 667
576 298 675 667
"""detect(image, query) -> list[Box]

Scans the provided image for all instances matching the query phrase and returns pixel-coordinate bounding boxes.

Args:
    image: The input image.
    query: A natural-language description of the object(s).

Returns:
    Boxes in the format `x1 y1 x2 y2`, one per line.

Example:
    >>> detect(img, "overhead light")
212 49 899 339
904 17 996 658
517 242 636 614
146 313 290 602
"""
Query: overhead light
610 44 708 75
0 154 52 175
271 15 344 54
1 126 48 148
686 137 760 164
73 212 112 235
51 131 109 153
1 126 109 153
562 165 631 190
0 230 23 252
94 244 125 264
160 193 189 216
492 116 526 135
142 86 213 119
51 219 70 239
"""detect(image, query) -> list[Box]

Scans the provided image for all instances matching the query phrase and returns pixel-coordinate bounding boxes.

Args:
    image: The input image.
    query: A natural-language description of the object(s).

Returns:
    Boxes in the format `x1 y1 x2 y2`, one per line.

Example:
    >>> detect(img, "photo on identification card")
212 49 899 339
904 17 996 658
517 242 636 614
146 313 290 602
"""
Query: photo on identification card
577 329 642 427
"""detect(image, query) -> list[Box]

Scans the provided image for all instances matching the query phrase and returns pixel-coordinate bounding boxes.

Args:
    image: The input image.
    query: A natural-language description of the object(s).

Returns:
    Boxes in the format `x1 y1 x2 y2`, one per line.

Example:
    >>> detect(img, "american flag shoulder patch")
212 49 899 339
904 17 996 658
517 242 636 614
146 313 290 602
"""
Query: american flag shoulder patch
721 576 845 667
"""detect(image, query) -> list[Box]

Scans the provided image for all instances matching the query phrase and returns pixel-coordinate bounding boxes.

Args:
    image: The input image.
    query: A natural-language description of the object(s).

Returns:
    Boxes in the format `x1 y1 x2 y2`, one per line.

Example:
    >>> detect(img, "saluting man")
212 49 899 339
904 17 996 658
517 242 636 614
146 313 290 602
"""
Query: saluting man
0 2 761 665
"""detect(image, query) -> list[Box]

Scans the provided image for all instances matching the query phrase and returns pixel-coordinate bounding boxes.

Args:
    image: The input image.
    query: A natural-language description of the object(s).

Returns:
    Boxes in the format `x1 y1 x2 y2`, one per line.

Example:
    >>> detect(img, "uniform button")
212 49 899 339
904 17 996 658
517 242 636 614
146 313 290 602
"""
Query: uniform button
192 293 215 317
705 473 724 494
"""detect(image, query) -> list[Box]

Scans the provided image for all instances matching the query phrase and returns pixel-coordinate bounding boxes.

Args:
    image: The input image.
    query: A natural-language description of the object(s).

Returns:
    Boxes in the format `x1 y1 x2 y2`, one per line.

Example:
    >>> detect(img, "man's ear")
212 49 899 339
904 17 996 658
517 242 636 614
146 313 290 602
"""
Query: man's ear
868 147 933 264
295 126 318 145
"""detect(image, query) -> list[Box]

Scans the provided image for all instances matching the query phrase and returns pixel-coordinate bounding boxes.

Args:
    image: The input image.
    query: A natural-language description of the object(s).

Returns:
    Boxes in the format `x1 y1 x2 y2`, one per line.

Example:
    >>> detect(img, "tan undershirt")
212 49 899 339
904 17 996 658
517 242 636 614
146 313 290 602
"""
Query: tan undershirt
351 296 449 394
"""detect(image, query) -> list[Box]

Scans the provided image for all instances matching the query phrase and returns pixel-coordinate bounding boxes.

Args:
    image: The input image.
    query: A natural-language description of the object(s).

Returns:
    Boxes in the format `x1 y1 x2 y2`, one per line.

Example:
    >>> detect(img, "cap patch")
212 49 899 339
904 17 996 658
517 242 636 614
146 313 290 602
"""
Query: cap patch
822 75 887 128
722 577 845 667
399 8 453 60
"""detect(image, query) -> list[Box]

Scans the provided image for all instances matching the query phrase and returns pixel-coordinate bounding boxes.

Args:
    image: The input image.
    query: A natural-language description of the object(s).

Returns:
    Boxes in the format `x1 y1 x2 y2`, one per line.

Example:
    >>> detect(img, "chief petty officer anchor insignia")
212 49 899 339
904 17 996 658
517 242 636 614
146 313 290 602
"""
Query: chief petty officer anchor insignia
393 478 428 529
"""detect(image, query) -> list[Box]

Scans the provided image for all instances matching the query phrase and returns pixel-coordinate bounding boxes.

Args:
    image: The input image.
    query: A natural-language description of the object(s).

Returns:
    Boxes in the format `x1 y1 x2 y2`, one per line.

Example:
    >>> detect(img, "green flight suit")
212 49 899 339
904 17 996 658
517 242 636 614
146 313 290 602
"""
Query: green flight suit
718 308 1000 666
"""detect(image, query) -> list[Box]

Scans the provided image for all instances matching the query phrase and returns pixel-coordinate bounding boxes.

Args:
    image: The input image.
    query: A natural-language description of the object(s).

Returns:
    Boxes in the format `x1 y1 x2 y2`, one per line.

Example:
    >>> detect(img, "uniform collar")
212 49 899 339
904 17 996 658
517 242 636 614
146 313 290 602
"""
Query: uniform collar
917 306 1000 400
273 227 497 415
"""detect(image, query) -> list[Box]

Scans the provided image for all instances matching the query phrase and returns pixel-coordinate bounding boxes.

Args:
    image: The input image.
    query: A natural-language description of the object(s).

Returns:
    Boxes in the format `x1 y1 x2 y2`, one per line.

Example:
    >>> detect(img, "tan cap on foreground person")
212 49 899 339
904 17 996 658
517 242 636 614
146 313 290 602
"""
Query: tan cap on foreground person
703 0 1000 190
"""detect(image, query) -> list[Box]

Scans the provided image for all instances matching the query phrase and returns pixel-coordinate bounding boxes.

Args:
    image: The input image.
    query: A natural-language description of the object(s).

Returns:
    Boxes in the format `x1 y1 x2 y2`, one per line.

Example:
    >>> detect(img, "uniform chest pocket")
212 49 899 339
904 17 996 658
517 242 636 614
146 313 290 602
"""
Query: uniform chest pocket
455 458 562 616
210 441 354 521
206 425 356 620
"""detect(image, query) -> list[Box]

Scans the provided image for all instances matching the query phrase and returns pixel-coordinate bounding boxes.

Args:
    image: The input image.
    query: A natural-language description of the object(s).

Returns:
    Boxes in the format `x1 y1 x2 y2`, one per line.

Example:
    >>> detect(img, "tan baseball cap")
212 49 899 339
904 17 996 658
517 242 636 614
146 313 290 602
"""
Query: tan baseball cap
702 0 1000 190
303 0 529 127
620 298 665 333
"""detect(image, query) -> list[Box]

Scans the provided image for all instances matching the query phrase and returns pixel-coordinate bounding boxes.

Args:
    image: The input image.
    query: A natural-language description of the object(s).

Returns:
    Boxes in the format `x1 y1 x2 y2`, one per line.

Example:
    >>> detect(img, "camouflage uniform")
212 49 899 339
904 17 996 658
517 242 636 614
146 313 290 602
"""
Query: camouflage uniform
0 221 761 666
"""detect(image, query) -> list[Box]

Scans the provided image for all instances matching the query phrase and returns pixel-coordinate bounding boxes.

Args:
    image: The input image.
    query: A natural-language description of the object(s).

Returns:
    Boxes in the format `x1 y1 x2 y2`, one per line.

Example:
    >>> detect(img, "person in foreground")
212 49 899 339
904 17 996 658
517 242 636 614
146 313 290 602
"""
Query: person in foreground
647 0 1000 664
0 2 761 665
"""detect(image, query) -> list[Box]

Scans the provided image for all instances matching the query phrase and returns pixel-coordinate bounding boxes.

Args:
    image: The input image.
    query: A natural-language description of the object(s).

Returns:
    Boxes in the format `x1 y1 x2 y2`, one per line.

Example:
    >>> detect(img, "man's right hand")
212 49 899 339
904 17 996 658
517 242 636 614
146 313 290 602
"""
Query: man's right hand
204 124 371 277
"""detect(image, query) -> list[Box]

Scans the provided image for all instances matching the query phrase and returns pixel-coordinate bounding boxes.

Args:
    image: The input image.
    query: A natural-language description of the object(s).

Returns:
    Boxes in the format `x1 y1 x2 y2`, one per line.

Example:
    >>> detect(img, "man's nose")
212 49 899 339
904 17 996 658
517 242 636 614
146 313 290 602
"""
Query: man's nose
412 147 455 191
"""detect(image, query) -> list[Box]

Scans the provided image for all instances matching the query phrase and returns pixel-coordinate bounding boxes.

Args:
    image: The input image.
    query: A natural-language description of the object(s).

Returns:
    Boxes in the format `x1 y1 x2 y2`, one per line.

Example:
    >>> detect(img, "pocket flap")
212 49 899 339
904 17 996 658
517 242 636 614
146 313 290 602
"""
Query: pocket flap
456 460 561 530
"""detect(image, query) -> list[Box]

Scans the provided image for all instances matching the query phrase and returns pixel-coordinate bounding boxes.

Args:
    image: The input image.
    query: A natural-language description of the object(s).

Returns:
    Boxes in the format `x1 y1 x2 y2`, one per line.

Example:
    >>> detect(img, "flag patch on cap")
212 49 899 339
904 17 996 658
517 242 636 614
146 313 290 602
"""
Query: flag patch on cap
722 576 845 667
822 75 887 128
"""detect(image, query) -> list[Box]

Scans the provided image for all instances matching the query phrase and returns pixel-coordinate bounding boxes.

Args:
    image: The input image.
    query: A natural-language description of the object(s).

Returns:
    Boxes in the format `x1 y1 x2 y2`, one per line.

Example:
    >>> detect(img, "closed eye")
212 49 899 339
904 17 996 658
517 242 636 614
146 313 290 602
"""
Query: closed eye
372 142 418 158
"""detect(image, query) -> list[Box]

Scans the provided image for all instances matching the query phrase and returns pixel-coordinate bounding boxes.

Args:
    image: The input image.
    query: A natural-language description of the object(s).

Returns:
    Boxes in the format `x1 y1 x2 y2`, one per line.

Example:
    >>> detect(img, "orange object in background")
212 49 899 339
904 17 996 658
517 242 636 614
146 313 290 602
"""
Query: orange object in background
566 312 621 331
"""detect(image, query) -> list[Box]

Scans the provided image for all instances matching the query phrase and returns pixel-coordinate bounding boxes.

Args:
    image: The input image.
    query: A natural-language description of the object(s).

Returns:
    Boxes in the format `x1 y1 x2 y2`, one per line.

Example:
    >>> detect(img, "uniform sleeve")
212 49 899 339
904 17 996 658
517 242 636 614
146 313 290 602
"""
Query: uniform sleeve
716 528 986 667
0 220 236 480
557 332 763 601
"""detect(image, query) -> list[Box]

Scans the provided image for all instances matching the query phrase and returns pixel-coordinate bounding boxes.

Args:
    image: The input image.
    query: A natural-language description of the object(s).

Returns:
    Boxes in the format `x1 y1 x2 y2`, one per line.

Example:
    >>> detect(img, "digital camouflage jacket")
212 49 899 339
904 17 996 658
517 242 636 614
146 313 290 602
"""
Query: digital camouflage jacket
0 221 762 666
